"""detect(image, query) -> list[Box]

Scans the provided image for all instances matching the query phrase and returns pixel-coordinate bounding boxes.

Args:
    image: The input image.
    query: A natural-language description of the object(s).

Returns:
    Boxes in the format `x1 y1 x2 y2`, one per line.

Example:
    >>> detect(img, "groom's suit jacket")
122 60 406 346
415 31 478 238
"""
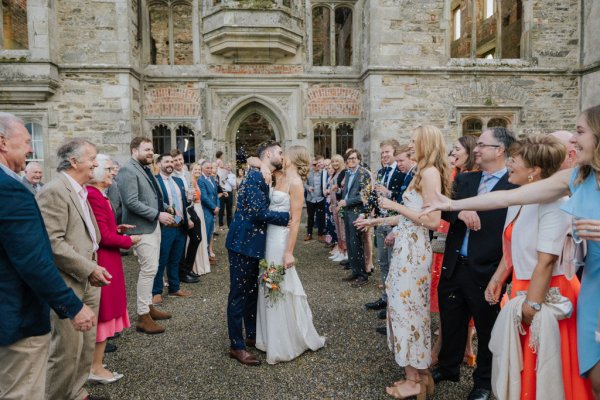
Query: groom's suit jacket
225 169 289 259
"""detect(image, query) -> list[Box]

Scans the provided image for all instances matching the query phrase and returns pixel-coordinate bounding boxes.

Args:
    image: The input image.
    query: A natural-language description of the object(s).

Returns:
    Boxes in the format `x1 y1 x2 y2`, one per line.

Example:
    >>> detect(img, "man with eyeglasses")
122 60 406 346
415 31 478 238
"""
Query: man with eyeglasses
337 149 371 288
431 127 517 400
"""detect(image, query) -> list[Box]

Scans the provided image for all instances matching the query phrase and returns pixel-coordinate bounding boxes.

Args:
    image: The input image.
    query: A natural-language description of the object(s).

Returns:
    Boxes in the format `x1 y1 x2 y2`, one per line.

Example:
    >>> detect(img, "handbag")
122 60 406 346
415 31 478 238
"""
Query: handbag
431 231 447 254
515 287 573 320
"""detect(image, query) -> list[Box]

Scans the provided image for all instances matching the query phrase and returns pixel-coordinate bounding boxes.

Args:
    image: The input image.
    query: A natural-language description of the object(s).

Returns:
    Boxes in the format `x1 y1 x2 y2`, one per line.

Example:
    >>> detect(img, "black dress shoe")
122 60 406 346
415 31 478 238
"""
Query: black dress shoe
377 309 387 320
365 298 387 310
375 326 387 335
180 274 200 283
189 271 201 278
351 276 368 288
104 343 117 353
467 387 492 400
430 367 460 384
339 259 349 266
342 274 358 282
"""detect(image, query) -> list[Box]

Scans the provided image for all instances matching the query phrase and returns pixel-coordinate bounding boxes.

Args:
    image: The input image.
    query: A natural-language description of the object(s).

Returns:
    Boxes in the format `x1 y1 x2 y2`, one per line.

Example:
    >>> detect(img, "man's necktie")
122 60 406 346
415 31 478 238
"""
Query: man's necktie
144 166 164 212
381 166 392 187
478 172 494 195
167 177 182 223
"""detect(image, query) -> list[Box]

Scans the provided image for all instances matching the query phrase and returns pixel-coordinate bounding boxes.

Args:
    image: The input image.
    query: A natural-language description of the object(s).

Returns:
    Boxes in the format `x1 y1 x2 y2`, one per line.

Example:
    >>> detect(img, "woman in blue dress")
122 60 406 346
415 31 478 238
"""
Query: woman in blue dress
422 104 600 398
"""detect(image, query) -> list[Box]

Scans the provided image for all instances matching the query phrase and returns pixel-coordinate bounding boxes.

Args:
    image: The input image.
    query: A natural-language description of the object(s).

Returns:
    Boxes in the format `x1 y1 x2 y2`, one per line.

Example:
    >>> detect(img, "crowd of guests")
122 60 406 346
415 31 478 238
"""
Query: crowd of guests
0 111 240 400
3 103 600 400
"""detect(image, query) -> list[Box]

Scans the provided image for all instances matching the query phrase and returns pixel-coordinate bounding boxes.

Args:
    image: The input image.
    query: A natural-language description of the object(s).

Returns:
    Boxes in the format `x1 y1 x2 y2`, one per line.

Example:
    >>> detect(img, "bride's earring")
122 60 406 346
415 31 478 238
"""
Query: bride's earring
527 174 533 182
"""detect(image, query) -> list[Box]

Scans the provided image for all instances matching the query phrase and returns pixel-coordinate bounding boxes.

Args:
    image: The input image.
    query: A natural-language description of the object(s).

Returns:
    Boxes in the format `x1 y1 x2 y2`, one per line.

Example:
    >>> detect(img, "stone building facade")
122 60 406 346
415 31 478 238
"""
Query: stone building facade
0 0 598 175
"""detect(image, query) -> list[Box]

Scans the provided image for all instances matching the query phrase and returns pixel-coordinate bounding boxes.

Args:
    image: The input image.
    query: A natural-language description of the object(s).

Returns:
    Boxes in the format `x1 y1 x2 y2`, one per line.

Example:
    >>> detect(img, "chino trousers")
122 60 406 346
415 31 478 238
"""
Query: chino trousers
153 225 187 296
0 333 50 400
133 223 161 315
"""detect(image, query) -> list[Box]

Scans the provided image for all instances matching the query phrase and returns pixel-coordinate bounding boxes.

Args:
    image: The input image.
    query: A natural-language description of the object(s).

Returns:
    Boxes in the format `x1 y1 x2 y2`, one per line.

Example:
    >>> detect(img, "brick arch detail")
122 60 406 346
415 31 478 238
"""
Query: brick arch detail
144 88 201 117
306 86 361 118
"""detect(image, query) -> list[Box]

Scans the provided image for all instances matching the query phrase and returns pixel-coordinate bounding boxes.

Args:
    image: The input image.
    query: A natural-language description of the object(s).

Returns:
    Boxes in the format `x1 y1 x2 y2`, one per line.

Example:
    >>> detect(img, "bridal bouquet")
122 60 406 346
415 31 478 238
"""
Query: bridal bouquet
258 259 286 304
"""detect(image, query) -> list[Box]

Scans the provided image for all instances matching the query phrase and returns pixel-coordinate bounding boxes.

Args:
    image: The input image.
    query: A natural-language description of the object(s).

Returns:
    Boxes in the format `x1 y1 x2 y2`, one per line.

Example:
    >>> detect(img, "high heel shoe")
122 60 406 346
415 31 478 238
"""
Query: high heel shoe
386 378 426 399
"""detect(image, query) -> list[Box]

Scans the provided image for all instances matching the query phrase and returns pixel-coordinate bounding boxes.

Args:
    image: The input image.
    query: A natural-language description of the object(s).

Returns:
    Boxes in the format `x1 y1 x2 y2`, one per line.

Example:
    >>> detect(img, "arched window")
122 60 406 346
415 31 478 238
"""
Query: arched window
335 123 353 154
152 124 172 155
463 118 483 135
312 6 331 66
148 1 192 65
312 3 354 66
335 7 352 66
24 122 43 162
176 125 195 163
313 124 332 158
487 118 508 128
1 0 28 49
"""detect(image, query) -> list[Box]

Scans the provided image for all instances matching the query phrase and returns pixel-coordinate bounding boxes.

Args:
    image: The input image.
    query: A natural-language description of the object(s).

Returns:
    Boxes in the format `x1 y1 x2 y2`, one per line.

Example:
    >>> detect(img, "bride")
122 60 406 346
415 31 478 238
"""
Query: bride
254 145 326 364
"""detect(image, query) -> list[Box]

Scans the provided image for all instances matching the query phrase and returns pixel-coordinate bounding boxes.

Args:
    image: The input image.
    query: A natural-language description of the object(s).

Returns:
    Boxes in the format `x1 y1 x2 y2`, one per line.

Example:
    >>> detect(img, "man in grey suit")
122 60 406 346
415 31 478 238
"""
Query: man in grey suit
21 161 44 195
337 149 371 288
118 137 174 334
304 156 326 241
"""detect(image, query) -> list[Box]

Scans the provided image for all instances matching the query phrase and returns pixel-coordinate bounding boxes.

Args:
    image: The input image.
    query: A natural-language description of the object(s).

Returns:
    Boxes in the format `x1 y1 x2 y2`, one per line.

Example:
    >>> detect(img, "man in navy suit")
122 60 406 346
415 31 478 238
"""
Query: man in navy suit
152 154 194 303
199 160 219 263
226 141 289 365
0 112 94 399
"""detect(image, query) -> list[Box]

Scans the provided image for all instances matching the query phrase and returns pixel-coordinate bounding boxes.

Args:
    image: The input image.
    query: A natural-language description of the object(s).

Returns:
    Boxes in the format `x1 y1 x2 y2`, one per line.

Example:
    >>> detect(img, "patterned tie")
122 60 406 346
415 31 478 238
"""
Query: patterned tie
381 166 392 188
478 172 494 195
167 177 182 223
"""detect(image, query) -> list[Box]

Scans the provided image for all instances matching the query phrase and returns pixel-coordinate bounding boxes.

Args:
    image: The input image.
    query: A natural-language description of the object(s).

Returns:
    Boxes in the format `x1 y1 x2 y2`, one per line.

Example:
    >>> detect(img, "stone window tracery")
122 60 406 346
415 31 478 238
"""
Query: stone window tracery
450 0 523 59
24 122 43 163
460 113 514 136
152 124 172 154
148 0 193 65
0 0 28 49
311 2 353 67
152 123 197 160
312 121 354 157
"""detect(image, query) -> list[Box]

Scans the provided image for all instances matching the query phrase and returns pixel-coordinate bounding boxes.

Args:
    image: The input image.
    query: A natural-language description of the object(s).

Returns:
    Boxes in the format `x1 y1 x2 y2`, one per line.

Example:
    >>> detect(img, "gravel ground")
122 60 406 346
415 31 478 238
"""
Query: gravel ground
87 227 480 400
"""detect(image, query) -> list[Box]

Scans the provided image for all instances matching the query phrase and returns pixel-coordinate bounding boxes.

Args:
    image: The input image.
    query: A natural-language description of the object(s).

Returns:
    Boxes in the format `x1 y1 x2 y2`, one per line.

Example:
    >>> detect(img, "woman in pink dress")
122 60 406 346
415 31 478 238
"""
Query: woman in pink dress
87 154 140 383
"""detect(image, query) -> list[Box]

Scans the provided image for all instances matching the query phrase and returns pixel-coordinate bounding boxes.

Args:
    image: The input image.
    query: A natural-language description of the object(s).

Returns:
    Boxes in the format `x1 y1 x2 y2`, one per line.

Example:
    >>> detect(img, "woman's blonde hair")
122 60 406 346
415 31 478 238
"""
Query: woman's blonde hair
575 104 600 188
509 134 565 179
331 154 345 172
286 145 310 181
412 125 451 196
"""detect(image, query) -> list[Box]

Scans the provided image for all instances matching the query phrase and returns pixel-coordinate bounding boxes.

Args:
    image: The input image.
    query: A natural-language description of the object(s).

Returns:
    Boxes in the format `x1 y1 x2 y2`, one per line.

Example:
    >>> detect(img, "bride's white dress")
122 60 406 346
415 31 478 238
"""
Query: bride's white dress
256 189 326 364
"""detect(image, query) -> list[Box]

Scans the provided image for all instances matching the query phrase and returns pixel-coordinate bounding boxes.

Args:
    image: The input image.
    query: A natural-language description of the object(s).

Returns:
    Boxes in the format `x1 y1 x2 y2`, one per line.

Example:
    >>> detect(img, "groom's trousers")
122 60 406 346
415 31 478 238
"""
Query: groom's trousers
227 250 260 350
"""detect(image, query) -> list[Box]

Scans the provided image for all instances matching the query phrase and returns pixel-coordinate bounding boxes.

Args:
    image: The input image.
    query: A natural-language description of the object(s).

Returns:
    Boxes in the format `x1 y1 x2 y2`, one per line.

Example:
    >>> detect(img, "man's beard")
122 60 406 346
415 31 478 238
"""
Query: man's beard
137 154 151 165
272 160 283 171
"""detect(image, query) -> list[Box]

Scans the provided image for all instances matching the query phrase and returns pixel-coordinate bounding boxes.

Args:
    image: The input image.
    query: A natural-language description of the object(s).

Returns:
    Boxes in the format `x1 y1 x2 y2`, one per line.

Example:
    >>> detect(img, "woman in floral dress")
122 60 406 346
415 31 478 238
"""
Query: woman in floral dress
356 125 451 399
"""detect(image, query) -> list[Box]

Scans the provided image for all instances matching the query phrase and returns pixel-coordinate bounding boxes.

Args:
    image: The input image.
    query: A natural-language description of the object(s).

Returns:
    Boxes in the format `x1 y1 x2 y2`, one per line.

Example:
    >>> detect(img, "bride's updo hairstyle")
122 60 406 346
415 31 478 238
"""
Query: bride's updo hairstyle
286 145 310 181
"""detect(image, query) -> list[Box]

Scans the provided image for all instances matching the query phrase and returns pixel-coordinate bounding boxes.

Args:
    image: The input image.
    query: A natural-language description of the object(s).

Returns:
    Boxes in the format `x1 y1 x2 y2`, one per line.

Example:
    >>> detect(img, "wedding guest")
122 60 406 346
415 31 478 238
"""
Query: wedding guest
305 156 326 242
355 125 451 398
219 162 237 229
365 139 405 314
152 154 194 304
199 161 219 264
37 139 112 400
550 130 578 170
87 154 141 384
182 162 211 277
338 149 371 288
106 160 123 225
327 154 348 262
484 135 591 399
0 113 93 400
431 134 478 367
21 161 43 194
428 128 517 400
171 149 191 187
423 105 600 398
118 137 174 334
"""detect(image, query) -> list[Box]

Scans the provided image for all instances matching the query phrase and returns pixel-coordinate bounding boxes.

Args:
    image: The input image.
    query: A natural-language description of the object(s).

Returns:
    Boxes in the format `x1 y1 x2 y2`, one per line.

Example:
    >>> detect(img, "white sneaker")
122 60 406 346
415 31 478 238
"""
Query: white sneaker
332 253 345 262
339 253 348 262
88 371 124 384
329 251 340 259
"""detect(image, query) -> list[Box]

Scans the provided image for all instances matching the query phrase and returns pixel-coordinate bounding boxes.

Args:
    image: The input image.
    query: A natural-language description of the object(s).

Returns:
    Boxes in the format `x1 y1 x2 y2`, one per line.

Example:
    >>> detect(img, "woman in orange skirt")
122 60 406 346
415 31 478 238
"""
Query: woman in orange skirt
482 135 592 399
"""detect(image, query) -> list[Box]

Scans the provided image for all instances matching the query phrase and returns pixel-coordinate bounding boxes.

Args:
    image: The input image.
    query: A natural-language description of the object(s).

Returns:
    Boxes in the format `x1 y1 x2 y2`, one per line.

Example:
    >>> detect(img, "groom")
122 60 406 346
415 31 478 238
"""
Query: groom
226 141 290 365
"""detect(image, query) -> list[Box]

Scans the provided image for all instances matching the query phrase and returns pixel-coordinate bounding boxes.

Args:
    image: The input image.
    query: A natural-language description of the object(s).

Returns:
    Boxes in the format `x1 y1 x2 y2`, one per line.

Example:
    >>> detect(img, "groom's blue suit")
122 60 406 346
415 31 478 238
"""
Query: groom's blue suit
225 169 289 350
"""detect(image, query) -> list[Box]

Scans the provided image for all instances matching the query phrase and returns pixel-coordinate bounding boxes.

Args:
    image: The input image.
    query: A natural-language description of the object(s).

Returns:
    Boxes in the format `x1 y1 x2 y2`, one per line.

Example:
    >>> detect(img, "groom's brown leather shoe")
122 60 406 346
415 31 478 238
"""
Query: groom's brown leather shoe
229 348 260 366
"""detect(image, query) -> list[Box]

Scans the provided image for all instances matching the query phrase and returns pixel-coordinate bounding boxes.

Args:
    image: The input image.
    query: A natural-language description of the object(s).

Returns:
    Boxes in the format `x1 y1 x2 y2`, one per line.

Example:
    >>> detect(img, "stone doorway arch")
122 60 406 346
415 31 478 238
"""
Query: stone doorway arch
225 100 285 166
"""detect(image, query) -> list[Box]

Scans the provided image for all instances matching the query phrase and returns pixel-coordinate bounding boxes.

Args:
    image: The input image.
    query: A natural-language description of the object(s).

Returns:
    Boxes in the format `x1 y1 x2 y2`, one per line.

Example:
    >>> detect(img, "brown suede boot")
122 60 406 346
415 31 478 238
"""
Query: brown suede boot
149 305 172 320
136 313 165 334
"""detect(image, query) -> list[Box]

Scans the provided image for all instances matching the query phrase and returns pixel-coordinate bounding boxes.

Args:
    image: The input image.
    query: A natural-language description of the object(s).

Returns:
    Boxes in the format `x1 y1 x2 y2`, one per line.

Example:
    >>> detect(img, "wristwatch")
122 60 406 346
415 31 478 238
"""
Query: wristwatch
525 299 542 312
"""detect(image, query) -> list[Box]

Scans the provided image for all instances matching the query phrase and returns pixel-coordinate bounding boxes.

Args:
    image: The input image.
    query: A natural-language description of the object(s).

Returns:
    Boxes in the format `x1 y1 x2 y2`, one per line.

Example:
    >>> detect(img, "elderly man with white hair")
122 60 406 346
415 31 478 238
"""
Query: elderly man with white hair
22 161 44 195
550 130 578 170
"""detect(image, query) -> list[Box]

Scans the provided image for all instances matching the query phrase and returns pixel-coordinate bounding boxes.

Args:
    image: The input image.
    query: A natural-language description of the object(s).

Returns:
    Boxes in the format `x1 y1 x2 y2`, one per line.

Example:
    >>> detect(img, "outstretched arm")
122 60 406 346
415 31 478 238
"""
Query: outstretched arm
422 168 572 215
283 179 304 268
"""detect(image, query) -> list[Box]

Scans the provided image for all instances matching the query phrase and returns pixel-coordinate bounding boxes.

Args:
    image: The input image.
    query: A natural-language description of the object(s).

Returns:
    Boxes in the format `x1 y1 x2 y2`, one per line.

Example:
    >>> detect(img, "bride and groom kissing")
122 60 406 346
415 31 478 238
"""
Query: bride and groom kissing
225 141 326 366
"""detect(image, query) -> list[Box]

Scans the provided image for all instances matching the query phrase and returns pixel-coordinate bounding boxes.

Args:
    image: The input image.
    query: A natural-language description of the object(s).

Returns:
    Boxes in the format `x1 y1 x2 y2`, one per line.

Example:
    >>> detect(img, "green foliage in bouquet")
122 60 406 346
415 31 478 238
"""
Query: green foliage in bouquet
258 259 286 304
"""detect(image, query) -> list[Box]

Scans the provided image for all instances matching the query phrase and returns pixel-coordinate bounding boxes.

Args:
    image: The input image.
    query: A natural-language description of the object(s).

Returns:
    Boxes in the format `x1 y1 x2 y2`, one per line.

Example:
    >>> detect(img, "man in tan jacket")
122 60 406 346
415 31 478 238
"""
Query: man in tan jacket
37 139 111 400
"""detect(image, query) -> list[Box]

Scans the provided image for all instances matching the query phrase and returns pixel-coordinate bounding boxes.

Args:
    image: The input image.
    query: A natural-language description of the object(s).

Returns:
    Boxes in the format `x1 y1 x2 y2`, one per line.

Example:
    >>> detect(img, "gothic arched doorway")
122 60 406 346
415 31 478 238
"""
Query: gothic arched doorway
235 112 276 165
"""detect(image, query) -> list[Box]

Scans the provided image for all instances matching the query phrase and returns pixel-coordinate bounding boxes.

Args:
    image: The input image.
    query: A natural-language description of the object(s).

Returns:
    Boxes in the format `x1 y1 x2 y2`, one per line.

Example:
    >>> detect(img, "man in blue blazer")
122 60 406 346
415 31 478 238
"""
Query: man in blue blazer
153 154 194 302
225 141 289 365
0 113 94 399
199 161 219 262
